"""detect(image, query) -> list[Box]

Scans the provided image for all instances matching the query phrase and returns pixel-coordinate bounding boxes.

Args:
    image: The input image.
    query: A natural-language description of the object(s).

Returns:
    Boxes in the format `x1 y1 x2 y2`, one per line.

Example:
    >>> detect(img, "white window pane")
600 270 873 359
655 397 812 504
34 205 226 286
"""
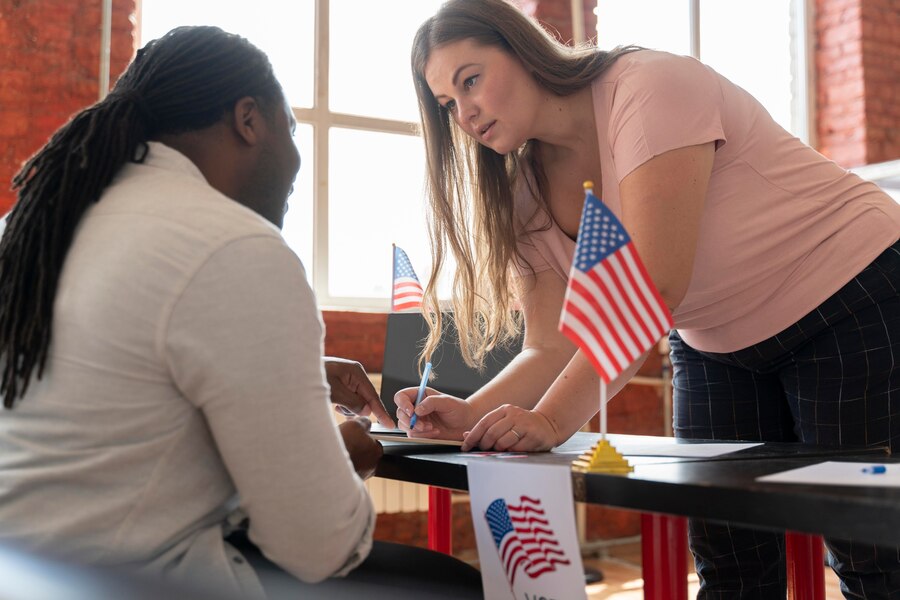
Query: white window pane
139 0 314 109
700 0 793 132
281 124 314 282
596 1 691 55
328 128 429 299
330 0 444 121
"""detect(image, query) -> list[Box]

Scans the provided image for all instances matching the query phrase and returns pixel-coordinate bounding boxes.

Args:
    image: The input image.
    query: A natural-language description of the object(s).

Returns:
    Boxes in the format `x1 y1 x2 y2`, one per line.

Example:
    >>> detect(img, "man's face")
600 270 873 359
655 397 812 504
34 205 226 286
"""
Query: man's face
249 96 301 229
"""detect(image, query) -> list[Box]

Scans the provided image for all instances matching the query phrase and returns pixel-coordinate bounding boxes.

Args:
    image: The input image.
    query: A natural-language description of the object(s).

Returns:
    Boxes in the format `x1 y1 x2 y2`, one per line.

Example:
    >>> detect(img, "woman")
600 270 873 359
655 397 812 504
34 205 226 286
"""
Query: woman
397 0 900 596
0 26 481 600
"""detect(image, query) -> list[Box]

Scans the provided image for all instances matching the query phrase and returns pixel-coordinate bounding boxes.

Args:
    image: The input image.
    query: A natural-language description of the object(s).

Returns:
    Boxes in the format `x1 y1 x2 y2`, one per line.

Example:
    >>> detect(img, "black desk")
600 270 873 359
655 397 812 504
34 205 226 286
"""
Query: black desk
377 432 896 545
375 432 895 599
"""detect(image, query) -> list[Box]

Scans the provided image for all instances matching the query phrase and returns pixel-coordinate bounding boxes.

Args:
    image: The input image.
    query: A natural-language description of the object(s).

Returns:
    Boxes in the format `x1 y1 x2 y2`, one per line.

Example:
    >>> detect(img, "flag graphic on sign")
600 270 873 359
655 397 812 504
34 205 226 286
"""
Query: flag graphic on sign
559 189 673 383
484 495 571 588
391 245 424 312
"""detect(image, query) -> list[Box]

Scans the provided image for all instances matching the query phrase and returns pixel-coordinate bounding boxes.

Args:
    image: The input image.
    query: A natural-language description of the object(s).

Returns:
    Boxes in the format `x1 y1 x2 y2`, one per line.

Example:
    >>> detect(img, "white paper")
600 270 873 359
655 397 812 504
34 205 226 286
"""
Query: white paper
757 461 900 487
467 461 587 600
557 441 762 458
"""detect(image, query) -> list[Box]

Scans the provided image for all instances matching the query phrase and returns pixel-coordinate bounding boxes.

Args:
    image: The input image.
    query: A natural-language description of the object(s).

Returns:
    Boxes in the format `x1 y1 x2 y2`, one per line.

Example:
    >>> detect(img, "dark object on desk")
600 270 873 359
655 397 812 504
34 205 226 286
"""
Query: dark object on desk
379 312 522 420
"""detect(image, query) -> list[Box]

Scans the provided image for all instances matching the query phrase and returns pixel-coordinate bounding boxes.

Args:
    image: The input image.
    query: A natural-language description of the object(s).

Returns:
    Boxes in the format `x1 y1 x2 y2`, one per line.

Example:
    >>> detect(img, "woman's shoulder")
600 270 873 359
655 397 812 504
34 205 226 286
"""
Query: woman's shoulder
598 49 713 87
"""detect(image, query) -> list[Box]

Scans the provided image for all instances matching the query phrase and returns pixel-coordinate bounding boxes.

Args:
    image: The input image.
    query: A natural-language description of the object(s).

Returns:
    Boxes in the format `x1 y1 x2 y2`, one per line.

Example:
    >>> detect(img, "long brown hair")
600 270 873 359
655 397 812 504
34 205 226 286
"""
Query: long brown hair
411 0 639 369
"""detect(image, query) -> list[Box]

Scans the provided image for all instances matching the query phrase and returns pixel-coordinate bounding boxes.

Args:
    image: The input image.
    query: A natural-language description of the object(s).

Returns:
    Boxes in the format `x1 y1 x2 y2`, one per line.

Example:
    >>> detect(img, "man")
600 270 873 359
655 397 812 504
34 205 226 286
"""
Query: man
0 25 472 600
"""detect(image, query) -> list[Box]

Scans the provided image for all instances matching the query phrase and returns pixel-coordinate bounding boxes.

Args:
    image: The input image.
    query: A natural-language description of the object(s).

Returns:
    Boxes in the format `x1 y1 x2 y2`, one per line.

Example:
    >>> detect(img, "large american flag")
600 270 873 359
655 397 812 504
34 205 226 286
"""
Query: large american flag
485 496 571 587
559 189 673 383
391 245 424 312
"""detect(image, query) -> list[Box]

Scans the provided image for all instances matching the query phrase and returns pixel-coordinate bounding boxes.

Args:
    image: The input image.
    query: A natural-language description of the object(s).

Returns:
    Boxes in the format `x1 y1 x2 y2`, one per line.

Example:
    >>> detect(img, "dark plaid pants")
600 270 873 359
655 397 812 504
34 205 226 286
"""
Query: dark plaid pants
670 240 900 599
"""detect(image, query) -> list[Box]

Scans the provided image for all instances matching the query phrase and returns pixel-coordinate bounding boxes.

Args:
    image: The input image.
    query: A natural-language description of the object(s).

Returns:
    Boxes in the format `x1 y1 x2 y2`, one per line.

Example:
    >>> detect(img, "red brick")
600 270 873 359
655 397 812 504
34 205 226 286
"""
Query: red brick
322 311 388 371
0 111 31 138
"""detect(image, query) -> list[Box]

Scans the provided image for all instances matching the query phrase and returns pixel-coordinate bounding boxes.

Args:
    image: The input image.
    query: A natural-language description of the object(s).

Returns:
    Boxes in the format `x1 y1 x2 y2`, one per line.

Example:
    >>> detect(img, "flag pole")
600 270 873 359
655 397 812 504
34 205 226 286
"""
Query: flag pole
390 243 396 310
599 379 607 440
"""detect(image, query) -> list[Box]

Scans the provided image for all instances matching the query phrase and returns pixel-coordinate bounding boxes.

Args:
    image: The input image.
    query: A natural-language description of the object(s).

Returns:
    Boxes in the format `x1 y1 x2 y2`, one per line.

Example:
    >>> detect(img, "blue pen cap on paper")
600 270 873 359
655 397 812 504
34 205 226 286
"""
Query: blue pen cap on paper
862 465 887 474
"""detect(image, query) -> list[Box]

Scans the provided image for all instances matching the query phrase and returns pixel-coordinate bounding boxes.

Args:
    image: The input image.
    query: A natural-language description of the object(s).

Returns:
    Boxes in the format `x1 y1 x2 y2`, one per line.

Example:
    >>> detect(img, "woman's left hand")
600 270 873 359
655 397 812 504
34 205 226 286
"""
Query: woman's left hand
461 404 558 452
325 357 395 429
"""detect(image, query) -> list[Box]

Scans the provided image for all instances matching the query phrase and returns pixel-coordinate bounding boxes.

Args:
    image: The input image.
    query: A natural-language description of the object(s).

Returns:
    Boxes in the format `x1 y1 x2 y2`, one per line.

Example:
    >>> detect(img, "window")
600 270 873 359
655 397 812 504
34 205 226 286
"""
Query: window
595 0 813 141
139 0 443 309
140 0 814 309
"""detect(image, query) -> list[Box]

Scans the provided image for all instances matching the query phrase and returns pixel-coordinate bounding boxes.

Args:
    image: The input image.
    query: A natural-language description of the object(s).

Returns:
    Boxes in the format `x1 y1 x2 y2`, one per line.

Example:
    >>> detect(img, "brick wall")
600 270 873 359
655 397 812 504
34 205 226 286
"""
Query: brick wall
0 0 135 215
860 0 900 163
816 0 900 166
322 310 388 371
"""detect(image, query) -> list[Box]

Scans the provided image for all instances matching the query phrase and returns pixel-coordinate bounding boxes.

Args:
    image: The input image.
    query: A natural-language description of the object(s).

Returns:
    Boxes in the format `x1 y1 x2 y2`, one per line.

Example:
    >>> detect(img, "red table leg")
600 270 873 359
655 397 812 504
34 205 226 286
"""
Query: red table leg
427 486 452 554
641 513 689 600
786 532 825 600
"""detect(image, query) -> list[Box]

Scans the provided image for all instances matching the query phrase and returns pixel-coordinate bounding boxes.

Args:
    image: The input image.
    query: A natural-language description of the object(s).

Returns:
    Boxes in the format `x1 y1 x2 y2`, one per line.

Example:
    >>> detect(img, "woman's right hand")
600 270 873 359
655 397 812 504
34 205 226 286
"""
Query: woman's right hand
395 387 477 441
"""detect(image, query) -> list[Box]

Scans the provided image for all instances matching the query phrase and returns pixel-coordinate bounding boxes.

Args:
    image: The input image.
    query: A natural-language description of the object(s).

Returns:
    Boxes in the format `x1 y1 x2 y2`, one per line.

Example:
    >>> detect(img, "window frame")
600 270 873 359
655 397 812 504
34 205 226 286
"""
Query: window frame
300 0 422 310
684 0 815 144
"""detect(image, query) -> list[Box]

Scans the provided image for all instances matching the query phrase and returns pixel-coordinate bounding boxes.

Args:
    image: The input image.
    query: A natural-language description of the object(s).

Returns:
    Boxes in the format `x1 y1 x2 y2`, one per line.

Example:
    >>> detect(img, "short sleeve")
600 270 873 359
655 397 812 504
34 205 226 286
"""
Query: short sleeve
606 52 727 183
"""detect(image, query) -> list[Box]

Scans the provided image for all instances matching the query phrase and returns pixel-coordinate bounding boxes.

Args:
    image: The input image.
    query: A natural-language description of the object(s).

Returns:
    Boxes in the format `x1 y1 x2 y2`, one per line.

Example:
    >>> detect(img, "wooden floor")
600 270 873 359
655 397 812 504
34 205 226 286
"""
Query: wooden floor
580 541 845 599
457 538 846 597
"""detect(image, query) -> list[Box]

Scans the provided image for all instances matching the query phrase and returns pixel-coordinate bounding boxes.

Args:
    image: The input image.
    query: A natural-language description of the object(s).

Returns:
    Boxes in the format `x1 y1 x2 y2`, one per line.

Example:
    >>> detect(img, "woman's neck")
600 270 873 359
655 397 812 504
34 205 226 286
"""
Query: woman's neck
531 86 597 158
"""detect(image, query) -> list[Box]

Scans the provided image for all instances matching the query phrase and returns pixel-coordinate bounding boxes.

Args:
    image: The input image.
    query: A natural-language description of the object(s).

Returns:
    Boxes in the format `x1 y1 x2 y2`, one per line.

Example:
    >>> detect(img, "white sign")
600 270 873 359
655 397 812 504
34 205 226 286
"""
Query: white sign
757 461 900 487
467 461 587 600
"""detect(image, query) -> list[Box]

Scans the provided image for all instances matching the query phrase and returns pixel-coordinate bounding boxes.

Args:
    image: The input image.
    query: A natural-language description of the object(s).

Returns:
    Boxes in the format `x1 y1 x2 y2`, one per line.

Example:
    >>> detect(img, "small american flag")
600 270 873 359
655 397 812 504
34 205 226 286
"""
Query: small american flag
559 188 673 383
485 496 571 587
391 245 424 312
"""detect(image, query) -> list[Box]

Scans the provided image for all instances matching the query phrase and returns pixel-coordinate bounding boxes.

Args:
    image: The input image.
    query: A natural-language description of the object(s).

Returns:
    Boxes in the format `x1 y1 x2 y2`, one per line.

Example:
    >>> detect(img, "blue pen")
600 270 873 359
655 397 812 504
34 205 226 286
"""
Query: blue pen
409 361 432 429
862 465 887 474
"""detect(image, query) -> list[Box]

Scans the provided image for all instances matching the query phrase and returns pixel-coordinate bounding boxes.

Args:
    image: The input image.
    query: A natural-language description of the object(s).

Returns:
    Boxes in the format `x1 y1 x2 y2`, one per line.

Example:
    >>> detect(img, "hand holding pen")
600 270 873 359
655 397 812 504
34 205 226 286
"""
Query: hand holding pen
409 361 432 429
395 368 478 440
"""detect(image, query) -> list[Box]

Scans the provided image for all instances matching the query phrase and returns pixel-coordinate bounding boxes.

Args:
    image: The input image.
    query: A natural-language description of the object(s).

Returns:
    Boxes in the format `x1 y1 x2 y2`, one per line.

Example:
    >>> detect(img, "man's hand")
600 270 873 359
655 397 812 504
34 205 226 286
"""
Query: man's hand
324 356 395 429
338 417 383 480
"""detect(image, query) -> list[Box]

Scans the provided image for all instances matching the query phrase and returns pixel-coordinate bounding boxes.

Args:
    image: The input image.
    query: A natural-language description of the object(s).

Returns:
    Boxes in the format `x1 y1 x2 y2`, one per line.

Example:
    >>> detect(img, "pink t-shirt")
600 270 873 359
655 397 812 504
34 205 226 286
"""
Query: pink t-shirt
515 50 900 353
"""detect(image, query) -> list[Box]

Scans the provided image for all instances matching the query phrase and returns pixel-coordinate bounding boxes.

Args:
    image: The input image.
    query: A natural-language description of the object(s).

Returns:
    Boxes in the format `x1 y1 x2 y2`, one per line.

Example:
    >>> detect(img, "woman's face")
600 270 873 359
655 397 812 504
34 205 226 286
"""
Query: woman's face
424 39 543 155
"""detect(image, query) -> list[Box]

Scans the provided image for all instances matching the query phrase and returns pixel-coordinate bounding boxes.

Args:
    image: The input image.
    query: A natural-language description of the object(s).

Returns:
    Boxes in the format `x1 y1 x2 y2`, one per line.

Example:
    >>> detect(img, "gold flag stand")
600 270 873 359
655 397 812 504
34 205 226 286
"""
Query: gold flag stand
572 438 634 474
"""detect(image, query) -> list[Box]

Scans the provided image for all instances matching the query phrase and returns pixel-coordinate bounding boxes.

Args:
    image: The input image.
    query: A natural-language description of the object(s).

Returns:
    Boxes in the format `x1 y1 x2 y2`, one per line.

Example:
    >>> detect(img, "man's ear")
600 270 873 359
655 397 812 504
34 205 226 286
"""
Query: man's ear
230 96 264 146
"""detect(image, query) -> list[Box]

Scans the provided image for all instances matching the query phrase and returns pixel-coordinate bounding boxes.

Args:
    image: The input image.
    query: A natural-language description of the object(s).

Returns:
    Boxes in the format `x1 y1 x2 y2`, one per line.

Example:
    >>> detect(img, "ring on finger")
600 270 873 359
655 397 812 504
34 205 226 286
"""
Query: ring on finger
510 428 522 440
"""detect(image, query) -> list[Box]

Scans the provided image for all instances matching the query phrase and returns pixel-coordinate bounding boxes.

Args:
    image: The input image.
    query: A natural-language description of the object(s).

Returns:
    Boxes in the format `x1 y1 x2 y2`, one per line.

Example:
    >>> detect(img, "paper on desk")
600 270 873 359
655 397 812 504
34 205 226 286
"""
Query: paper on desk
757 461 900 487
558 441 762 458
370 433 462 447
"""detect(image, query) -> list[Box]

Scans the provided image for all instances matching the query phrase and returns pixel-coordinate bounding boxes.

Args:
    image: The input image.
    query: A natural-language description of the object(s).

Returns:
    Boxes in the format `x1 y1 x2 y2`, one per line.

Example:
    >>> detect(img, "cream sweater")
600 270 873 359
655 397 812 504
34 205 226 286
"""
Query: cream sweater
0 143 374 597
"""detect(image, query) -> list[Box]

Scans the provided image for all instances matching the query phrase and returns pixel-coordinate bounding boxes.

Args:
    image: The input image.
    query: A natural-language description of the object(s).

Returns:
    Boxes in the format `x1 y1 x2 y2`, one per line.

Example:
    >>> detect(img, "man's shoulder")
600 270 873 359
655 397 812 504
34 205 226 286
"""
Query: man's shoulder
99 162 281 248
